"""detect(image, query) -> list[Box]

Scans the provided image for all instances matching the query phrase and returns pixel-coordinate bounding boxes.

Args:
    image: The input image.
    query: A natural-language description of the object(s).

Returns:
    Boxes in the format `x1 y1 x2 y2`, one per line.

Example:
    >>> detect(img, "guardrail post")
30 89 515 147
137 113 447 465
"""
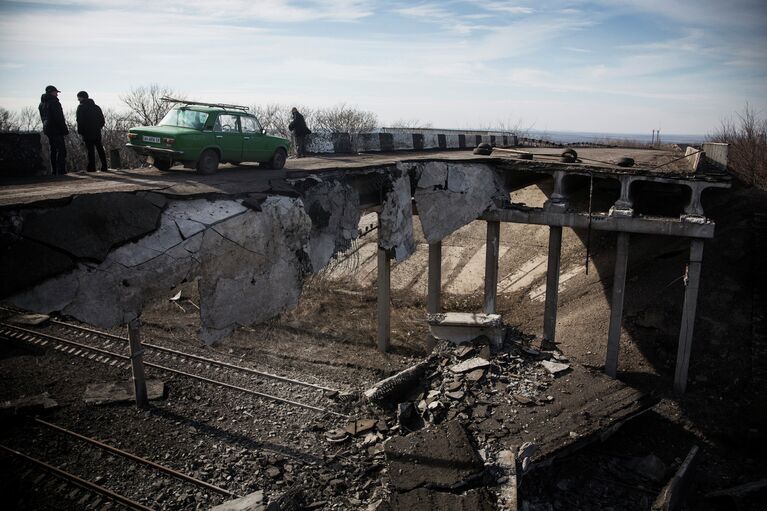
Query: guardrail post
127 317 149 409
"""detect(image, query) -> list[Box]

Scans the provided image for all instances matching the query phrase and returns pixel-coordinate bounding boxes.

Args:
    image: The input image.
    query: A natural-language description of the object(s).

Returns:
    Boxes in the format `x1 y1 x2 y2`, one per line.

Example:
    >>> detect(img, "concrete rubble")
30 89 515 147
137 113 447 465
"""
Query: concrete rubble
378 166 416 262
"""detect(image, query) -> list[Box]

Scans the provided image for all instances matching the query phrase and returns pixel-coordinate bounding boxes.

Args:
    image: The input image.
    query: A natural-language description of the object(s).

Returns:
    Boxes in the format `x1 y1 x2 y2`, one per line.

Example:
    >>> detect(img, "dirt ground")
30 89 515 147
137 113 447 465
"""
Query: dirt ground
1 178 765 510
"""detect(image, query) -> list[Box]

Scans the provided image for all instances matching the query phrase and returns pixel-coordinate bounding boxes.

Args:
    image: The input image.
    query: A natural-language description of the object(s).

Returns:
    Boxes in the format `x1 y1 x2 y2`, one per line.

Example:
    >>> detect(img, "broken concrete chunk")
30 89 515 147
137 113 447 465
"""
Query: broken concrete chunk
414 162 507 243
466 369 487 382
211 490 265 511
450 357 491 374
6 313 50 326
540 360 571 376
377 168 415 262
344 418 377 436
0 393 58 416
83 380 165 405
365 361 429 403
384 420 484 491
390 487 495 511
324 428 349 443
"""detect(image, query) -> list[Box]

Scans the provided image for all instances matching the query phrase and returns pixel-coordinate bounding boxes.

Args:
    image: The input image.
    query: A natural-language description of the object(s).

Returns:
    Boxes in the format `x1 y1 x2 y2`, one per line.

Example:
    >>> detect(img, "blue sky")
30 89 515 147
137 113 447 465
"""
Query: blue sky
1 0 765 134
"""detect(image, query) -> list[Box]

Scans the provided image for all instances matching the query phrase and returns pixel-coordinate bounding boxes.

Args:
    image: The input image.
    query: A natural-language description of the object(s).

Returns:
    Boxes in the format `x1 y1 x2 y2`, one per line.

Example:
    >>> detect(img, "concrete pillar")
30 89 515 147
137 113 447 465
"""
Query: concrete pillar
543 226 563 342
427 242 442 314
605 232 630 377
377 246 391 353
127 317 149 409
484 221 501 314
674 239 704 395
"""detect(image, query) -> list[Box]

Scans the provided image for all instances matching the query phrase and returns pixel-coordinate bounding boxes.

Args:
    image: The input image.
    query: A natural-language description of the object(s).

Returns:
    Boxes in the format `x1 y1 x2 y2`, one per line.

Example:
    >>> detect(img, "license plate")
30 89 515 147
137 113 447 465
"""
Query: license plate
142 136 161 143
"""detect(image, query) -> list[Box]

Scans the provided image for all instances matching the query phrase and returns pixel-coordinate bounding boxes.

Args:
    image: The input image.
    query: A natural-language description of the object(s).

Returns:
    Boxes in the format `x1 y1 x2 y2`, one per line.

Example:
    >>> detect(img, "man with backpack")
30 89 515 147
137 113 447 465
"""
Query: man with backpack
76 91 108 172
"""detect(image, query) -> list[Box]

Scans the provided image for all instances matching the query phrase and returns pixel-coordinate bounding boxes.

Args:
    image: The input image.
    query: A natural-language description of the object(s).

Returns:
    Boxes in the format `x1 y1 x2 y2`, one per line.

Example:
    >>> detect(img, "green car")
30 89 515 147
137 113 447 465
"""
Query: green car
126 99 290 174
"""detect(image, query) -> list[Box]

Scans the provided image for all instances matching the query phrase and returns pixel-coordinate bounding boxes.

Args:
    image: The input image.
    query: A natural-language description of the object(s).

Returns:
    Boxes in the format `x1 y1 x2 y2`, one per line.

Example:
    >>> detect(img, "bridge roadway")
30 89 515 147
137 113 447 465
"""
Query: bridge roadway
0 146 730 394
0 147 697 208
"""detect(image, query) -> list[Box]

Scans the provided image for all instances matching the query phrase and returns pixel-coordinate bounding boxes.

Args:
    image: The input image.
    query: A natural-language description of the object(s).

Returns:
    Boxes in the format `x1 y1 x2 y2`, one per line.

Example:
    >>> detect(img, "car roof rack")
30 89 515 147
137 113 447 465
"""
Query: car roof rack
161 96 250 111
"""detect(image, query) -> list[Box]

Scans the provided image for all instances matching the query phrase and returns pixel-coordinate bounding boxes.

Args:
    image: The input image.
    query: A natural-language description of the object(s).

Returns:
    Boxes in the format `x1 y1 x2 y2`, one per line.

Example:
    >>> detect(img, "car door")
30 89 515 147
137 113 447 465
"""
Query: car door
212 113 243 163
240 115 271 162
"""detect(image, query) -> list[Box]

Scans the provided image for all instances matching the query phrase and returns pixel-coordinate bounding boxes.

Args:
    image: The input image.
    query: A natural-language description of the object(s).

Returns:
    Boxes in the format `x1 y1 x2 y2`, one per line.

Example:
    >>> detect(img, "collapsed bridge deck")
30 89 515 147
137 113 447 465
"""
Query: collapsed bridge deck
0 146 730 392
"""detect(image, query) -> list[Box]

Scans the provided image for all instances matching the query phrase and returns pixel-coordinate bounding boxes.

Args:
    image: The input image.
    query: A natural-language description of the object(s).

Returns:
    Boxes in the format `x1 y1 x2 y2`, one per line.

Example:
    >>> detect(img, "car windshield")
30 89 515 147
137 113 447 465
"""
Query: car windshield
158 108 209 129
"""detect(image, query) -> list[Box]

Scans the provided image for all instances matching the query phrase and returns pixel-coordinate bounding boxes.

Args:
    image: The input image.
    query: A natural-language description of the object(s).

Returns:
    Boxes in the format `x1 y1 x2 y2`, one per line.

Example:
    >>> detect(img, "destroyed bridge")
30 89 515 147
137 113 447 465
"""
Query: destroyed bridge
0 136 730 397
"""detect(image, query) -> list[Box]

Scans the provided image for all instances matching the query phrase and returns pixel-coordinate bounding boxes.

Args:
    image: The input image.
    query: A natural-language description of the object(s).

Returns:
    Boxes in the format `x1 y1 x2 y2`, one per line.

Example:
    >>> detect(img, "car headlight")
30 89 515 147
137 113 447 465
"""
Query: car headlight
127 133 138 140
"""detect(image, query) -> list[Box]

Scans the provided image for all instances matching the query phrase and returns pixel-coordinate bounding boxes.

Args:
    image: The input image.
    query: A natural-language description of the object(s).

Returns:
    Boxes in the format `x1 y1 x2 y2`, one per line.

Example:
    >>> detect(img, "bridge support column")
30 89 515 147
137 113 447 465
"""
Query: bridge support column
377 245 391 353
543 226 563 342
127 317 149 409
674 239 704 395
606 232 630 377
427 242 442 314
484 221 500 314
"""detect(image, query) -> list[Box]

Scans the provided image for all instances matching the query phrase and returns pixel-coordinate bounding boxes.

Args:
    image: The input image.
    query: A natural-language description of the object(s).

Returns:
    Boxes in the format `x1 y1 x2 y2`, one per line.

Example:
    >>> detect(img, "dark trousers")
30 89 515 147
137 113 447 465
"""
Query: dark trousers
294 134 306 157
84 134 108 172
48 135 66 175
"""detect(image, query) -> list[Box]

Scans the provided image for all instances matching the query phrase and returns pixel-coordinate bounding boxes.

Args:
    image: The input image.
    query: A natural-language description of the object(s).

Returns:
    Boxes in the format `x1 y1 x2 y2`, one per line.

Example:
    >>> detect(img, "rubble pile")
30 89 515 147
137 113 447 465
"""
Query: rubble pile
315 333 577 510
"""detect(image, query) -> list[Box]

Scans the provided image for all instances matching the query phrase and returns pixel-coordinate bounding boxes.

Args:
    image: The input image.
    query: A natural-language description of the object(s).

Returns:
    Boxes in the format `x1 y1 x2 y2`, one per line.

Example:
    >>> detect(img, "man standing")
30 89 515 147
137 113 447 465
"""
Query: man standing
76 91 108 172
38 85 69 175
288 107 311 158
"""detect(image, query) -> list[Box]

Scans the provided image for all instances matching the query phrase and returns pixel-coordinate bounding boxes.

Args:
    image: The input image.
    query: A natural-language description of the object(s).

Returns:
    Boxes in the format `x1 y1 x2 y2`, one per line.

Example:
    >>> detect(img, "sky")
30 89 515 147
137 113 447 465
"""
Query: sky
0 0 765 135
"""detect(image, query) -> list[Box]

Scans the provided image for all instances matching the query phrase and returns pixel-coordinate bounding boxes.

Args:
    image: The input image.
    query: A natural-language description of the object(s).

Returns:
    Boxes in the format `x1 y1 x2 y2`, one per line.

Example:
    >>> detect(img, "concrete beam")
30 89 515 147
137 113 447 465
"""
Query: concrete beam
605 232 630 377
377 245 391 353
482 208 716 238
484 221 500 314
427 242 442 314
543 226 563 342
674 239 704 395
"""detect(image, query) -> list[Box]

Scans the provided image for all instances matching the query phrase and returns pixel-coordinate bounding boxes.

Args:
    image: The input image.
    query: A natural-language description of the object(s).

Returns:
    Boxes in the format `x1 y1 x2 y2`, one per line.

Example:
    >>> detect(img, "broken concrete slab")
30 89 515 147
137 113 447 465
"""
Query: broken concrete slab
384 420 484 491
653 445 699 511
21 193 163 261
449 357 491 374
414 162 507 243
0 393 58 416
301 180 360 272
428 312 505 348
540 360 571 377
378 167 415 262
83 379 165 405
390 487 494 511
211 490 265 511
0 234 75 298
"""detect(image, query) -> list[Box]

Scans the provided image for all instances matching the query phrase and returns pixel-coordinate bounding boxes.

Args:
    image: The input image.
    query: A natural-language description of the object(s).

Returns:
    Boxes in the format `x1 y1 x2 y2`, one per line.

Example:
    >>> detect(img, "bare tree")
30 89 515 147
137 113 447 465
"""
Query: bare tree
312 103 377 134
0 107 19 131
709 102 767 189
388 119 433 129
17 106 42 131
120 84 185 126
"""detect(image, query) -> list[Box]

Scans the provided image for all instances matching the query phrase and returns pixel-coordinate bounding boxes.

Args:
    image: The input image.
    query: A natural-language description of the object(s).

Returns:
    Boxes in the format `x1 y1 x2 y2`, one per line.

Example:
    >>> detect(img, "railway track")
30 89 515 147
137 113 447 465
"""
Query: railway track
1 418 237 510
0 317 349 418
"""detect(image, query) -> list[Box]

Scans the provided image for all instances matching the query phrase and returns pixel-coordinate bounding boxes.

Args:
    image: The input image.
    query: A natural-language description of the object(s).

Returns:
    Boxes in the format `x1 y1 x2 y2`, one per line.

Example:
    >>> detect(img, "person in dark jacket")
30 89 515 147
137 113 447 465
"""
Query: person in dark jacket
38 85 69 175
288 107 311 158
76 91 108 172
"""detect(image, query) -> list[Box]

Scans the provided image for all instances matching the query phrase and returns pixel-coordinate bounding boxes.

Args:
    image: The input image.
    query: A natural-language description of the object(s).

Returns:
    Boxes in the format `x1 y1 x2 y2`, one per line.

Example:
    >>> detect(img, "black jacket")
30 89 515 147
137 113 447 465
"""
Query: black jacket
288 111 311 136
76 98 105 139
38 93 69 136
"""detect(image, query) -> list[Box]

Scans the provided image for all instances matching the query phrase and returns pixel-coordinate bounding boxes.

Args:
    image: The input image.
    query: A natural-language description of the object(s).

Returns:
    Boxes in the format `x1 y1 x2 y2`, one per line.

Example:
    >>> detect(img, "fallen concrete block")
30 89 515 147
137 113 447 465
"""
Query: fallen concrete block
652 445 699 511
0 393 58 416
364 360 429 403
540 360 571 377
83 379 165 405
211 490 265 511
6 313 50 326
384 420 483 492
428 312 504 349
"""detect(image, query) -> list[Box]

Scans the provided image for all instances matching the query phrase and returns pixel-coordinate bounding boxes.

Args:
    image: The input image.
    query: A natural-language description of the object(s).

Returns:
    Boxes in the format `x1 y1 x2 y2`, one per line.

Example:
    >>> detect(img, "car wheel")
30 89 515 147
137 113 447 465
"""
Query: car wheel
270 148 287 170
154 159 172 171
197 149 219 175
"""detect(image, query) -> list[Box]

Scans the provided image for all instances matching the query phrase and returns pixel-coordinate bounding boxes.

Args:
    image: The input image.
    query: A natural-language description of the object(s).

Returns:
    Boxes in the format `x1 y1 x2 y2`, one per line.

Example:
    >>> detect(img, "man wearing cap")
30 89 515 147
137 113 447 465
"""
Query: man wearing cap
76 91 108 172
38 85 69 175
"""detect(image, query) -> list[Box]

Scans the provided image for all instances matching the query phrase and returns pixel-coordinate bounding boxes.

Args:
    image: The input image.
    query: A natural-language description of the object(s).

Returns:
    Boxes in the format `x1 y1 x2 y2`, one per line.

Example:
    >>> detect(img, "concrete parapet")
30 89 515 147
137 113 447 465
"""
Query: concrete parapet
0 132 47 177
